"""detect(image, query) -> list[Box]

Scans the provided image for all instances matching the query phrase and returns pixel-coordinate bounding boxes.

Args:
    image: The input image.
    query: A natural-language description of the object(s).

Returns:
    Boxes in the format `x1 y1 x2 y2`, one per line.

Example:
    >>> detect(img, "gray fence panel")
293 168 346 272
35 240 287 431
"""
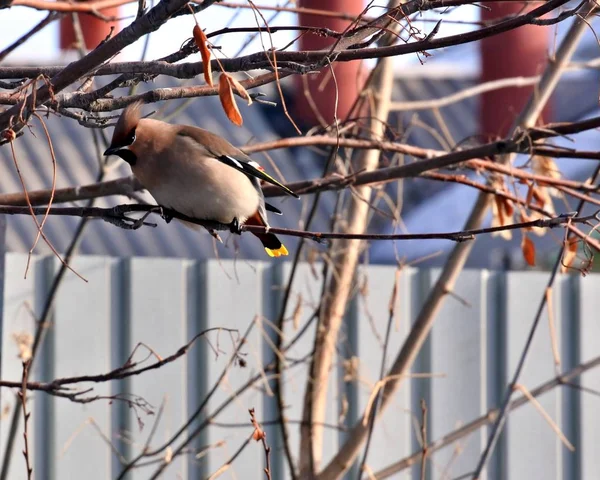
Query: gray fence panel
505 271 563 480
1 255 53 480
1 255 600 480
127 257 192 479
578 274 600 479
556 275 579 480
52 257 117 479
0 215 5 443
277 262 339 477
196 260 266 479
352 265 414 479
484 271 507 480
429 269 489 480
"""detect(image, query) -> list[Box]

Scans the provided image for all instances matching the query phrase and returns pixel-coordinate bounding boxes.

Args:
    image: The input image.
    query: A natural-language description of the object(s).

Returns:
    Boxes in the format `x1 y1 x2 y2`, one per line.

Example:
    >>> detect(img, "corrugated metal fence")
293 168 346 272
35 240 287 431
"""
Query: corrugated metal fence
1 254 599 479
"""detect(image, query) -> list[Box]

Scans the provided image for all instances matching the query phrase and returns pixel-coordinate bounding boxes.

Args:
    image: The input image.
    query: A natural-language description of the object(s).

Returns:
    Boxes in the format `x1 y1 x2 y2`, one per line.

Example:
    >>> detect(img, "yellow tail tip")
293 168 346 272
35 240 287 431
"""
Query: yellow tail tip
265 245 288 258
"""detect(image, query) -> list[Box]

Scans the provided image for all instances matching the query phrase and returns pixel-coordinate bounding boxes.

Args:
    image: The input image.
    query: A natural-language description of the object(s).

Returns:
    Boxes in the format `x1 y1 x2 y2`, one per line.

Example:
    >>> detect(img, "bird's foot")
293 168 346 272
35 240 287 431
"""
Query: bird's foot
208 229 223 243
159 206 173 224
229 217 243 235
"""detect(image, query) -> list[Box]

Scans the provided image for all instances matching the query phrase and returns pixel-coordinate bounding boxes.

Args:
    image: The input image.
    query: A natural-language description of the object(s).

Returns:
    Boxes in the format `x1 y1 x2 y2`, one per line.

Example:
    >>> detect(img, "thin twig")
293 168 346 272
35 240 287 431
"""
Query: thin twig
19 360 33 480
0 328 237 395
117 320 255 479
249 408 272 480
358 268 400 475
373 354 600 478
206 433 254 480
419 399 428 480
5 130 86 281
512 384 574 451
0 204 594 243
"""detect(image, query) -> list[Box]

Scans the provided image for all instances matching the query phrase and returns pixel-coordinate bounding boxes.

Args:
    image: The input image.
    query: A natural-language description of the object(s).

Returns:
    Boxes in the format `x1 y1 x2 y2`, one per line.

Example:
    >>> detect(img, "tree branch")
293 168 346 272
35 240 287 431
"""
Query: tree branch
0 204 594 243
373 354 600 479
0 0 201 134
316 4 597 479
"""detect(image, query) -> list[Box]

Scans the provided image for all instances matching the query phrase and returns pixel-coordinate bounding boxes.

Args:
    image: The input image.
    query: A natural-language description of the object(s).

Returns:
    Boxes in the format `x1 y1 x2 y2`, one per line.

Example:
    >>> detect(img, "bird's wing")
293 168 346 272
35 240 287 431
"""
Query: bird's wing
176 126 299 199
217 156 299 199
264 202 282 215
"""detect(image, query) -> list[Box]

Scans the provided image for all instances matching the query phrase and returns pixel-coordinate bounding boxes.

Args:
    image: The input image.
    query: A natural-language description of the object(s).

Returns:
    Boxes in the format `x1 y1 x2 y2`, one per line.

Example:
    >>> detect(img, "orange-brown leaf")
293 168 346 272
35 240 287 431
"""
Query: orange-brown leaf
494 196 505 226
521 234 536 267
503 198 514 217
218 74 243 126
531 187 545 208
193 25 213 87
561 238 578 273
228 75 253 105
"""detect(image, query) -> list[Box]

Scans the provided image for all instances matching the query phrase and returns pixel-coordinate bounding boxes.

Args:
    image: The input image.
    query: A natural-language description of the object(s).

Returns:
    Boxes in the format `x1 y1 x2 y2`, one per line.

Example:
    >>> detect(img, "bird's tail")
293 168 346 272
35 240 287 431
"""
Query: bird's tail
245 211 288 257
254 232 288 258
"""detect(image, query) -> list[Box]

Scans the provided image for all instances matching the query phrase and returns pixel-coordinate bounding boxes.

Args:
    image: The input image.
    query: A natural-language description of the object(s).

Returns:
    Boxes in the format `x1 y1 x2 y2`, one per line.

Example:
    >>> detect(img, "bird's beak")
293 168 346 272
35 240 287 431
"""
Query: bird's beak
104 146 119 156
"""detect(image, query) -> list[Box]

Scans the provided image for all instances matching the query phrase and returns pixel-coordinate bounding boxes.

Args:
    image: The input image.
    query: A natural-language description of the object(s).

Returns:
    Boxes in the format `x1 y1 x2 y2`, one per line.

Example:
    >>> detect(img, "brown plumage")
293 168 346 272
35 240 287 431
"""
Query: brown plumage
104 101 296 257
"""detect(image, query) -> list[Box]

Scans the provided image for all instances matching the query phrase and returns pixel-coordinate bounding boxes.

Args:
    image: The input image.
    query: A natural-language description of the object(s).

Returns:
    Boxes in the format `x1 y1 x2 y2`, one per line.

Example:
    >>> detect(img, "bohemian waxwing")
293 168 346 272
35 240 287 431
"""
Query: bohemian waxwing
104 101 298 257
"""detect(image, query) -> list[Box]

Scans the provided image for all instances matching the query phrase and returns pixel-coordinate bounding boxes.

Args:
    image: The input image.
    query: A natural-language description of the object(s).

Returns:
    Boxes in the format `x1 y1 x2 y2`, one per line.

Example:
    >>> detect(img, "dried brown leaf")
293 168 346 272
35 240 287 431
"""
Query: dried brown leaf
193 25 213 87
521 234 536 267
492 196 513 240
494 196 505 226
561 238 578 273
12 332 32 362
533 155 561 197
531 187 545 208
218 74 243 126
533 155 561 179
228 75 253 105
525 182 535 206
503 198 514 217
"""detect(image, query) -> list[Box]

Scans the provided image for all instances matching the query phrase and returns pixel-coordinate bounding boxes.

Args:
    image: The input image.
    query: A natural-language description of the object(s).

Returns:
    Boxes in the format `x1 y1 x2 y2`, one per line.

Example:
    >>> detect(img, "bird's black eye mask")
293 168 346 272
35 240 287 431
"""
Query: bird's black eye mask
104 128 138 165
114 149 138 166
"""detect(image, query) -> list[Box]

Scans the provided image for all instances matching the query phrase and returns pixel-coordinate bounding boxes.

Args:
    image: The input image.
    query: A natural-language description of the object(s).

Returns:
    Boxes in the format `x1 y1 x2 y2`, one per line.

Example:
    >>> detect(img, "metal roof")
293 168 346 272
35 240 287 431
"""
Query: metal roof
2 53 600 263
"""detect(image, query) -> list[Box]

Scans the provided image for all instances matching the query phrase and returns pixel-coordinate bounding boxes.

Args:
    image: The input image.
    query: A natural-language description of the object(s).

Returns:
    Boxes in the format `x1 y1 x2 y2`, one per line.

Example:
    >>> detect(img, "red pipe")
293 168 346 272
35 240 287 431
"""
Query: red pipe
480 3 550 138
60 9 119 51
295 0 366 126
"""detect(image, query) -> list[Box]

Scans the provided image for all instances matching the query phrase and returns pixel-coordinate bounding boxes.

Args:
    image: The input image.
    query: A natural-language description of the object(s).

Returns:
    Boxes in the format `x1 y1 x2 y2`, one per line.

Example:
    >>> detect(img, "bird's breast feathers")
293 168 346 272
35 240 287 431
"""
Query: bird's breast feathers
133 145 260 224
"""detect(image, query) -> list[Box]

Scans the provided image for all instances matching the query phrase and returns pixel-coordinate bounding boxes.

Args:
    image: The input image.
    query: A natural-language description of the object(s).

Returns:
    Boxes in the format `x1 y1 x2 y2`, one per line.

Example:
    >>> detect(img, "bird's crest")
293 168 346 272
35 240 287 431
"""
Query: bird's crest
113 100 144 145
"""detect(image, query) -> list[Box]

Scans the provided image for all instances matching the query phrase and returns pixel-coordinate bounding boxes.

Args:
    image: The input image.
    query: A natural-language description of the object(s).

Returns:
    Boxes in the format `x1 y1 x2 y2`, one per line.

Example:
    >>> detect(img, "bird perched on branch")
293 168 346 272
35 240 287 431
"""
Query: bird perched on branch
104 101 298 257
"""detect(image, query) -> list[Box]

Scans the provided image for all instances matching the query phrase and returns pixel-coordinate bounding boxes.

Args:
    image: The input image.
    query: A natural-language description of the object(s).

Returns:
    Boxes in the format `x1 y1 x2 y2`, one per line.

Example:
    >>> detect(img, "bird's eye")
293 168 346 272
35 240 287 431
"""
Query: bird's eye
126 130 136 146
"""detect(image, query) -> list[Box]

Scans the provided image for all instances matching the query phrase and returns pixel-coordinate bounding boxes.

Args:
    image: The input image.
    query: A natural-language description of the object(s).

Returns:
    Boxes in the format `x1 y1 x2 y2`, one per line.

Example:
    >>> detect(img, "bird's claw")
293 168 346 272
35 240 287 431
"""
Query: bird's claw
208 229 223 243
229 217 243 235
159 206 173 224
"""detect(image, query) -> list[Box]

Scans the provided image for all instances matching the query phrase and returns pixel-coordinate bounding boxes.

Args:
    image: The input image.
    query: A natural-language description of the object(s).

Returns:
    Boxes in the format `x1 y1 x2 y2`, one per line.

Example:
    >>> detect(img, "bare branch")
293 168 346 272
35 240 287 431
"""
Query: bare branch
317 4 598 479
373 354 600 478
